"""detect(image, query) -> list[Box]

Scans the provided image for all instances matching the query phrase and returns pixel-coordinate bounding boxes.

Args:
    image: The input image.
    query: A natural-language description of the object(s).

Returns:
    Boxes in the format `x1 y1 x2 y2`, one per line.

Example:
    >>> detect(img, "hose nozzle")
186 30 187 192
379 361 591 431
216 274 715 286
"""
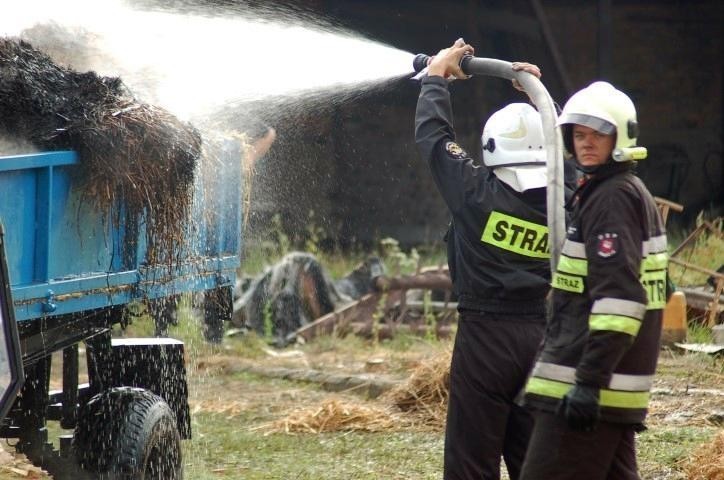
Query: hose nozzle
411 52 473 81
413 54 431 73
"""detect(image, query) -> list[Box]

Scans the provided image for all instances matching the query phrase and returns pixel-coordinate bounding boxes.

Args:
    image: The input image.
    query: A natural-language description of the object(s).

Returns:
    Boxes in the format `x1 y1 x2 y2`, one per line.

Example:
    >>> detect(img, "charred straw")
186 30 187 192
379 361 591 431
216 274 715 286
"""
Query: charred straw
0 38 201 264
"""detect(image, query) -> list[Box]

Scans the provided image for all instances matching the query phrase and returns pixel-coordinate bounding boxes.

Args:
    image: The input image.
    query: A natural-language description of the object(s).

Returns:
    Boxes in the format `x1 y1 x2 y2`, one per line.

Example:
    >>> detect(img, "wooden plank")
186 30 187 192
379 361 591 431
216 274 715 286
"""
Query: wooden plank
290 290 403 343
669 257 724 279
373 272 452 292
400 300 458 313
709 278 724 326
670 223 707 257
677 287 724 313
653 196 684 212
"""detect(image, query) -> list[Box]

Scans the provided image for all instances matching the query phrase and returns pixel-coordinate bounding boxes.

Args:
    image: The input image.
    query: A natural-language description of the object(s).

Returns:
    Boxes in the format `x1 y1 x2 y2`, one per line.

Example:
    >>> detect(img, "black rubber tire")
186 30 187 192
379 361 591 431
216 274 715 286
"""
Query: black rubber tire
203 286 232 343
74 387 183 479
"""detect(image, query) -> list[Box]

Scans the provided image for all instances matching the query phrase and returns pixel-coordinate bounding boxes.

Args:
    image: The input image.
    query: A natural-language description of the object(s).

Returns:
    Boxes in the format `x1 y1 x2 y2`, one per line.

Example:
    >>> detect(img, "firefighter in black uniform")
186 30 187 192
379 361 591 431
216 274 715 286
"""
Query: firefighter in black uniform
521 81 668 479
415 39 556 480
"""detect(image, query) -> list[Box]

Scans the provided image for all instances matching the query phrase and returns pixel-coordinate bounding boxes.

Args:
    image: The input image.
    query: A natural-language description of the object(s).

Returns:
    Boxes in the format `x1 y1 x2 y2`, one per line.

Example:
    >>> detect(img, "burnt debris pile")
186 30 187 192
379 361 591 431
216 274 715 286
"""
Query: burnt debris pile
0 38 201 263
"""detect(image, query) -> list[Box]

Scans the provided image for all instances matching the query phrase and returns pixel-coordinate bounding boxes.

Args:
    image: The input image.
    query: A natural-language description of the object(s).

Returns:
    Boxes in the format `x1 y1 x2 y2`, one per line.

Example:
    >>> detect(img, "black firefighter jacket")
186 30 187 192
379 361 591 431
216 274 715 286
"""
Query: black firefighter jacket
414 75 551 315
524 162 668 424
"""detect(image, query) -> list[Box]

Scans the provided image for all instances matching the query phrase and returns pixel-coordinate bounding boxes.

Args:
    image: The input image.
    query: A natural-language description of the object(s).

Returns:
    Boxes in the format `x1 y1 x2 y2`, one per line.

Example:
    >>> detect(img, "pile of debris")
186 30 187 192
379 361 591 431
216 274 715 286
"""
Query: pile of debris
232 252 386 345
0 38 201 263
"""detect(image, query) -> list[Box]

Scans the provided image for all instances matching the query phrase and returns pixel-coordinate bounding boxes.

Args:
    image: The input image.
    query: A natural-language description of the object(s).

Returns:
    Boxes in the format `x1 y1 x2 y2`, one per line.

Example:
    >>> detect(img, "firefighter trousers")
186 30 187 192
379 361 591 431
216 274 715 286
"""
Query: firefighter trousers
519 410 639 480
443 311 545 480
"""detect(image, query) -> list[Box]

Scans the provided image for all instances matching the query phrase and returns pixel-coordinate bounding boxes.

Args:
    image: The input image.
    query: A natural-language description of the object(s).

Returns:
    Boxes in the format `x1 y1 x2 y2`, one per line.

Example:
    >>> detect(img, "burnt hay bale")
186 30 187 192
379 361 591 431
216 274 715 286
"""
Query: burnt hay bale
0 37 201 264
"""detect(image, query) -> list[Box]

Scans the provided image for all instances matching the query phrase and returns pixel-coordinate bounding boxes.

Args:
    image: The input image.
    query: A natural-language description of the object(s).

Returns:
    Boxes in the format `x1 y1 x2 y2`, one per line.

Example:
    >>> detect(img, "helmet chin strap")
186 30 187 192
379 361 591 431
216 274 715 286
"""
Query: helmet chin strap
574 161 602 175
575 157 635 177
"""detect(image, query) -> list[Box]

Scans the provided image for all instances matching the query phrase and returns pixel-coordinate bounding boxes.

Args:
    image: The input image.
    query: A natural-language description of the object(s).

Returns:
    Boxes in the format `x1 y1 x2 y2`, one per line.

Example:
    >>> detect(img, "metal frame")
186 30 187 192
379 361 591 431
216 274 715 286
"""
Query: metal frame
0 224 25 422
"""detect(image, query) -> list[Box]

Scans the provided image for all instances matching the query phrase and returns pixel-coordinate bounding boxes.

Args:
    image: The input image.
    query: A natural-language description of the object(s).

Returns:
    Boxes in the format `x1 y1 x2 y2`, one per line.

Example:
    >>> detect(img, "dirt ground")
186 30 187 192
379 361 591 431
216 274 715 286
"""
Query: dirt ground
2 333 722 479
182 335 724 479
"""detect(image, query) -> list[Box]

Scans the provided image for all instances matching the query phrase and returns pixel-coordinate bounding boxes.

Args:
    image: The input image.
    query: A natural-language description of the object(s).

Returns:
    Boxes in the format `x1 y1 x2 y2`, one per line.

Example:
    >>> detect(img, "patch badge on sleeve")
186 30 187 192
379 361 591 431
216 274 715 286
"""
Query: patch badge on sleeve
596 233 619 258
445 141 467 159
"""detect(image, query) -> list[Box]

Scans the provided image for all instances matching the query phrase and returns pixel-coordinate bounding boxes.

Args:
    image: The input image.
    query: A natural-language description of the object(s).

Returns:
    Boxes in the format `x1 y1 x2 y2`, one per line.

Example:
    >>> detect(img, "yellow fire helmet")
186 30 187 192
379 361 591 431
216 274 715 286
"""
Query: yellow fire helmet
557 81 647 162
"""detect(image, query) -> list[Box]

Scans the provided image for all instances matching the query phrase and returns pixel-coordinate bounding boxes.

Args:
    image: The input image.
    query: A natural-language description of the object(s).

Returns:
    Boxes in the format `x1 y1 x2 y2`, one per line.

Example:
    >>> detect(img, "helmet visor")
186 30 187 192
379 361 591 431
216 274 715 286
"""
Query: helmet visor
558 113 616 135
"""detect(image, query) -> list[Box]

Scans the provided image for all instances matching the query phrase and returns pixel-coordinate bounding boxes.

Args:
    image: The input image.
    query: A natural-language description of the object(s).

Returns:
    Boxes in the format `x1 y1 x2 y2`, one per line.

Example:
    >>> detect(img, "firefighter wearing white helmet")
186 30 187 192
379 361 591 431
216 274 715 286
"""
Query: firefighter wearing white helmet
414 39 577 480
521 81 668 479
481 102 548 192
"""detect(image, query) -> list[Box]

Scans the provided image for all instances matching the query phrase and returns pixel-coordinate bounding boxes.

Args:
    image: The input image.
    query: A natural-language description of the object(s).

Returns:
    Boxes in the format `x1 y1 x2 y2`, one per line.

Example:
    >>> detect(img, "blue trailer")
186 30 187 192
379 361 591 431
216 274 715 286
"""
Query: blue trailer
0 144 243 479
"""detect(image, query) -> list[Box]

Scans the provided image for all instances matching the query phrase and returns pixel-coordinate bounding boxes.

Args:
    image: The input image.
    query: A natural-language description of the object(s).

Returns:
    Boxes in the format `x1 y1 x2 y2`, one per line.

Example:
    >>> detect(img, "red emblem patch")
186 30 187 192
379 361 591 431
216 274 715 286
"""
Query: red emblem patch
597 233 619 258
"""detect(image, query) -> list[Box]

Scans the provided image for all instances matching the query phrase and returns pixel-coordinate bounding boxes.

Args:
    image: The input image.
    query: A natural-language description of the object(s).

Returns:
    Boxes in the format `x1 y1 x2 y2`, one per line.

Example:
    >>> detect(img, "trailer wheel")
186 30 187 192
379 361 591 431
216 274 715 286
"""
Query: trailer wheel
74 387 182 479
203 286 232 343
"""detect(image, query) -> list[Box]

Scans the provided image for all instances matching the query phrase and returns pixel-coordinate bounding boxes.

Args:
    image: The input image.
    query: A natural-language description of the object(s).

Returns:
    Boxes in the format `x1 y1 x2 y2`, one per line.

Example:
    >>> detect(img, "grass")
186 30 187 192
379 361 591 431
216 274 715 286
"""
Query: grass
184 413 443 480
638 427 718 479
180 230 723 479
40 231 723 480
241 235 447 280
174 317 722 480
668 219 723 287
39 302 721 480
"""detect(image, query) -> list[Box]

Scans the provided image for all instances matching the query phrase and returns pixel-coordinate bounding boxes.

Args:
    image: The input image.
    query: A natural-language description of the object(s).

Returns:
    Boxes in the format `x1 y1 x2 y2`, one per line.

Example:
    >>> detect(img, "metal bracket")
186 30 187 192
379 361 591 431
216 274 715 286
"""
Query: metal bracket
41 290 57 313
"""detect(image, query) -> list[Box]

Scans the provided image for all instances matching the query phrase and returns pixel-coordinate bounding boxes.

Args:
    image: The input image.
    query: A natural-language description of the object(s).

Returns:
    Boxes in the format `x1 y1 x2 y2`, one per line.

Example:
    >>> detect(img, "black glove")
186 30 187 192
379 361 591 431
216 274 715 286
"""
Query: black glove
557 383 600 432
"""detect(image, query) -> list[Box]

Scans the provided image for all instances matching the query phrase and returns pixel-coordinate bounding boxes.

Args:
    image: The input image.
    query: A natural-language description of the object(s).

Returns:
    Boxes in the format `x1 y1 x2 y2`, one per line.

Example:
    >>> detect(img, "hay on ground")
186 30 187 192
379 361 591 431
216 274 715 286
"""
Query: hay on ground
254 397 406 434
381 350 451 429
0 38 201 264
681 431 724 480
254 351 452 435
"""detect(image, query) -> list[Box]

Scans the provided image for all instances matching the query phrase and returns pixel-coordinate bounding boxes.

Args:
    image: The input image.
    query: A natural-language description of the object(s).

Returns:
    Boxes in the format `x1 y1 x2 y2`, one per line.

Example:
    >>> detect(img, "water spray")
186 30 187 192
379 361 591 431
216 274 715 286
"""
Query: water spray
413 53 566 272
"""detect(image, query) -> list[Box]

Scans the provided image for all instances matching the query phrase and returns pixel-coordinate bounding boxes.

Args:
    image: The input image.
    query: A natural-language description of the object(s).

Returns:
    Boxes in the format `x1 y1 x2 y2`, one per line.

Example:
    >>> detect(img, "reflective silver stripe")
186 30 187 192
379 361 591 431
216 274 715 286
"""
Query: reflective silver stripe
591 298 646 320
532 362 654 391
561 240 586 259
642 235 668 255
610 374 655 392
532 362 575 383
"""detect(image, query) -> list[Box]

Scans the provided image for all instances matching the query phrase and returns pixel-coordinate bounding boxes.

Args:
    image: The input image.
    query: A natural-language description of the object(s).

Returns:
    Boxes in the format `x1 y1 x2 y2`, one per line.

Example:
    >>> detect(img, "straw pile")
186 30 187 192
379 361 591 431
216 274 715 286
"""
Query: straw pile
681 431 724 480
0 38 201 264
255 397 406 434
256 351 452 434
381 350 452 430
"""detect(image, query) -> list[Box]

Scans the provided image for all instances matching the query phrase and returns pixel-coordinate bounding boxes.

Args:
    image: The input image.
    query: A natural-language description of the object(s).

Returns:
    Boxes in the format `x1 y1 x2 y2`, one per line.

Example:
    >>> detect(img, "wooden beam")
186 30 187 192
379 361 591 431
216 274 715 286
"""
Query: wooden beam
669 257 724 279
373 272 452 292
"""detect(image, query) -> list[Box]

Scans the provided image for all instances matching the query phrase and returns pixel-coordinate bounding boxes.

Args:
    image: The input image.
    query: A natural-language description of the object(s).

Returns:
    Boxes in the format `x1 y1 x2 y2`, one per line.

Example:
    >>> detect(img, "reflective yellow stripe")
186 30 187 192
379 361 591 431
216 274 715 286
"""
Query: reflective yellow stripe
642 252 668 272
557 255 588 276
481 211 550 259
552 272 584 293
526 378 650 409
589 314 641 336
600 389 650 409
526 377 570 398
640 270 667 309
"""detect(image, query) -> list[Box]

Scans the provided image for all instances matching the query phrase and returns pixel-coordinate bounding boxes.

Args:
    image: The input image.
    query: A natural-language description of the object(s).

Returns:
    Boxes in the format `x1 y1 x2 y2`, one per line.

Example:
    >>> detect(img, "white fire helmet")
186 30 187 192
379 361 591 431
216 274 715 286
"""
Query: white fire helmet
557 81 647 162
481 102 547 192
